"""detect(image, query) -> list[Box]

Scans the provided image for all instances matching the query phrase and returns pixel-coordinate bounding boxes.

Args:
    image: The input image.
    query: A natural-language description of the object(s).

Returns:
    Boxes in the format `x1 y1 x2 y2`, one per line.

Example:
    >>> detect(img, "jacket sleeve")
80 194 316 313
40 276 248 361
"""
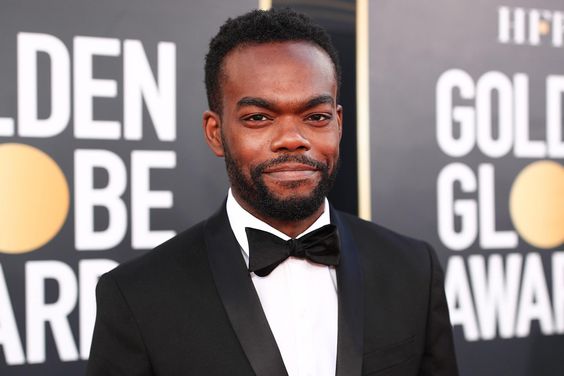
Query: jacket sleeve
419 244 459 376
86 273 153 376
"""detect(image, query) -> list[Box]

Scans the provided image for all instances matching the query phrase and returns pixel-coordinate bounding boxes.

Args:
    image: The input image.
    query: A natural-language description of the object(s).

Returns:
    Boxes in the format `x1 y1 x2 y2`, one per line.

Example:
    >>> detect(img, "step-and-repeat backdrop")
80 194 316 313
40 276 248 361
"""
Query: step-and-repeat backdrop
0 0 255 374
1 0 563 375
370 0 563 375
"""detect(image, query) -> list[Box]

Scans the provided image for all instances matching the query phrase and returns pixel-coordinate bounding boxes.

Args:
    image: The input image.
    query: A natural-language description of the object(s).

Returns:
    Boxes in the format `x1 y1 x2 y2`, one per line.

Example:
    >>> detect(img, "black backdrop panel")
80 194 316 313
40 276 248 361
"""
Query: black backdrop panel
0 0 256 374
369 1 564 375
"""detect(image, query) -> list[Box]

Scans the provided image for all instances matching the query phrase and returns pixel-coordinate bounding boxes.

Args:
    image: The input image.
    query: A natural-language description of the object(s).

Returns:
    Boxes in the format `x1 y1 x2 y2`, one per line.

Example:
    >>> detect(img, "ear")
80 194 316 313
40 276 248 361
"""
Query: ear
202 110 225 157
336 104 343 140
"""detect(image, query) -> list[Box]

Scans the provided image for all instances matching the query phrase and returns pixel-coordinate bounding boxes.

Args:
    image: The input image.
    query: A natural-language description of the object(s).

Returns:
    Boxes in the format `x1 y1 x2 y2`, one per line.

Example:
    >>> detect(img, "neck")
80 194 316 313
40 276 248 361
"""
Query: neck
232 191 325 238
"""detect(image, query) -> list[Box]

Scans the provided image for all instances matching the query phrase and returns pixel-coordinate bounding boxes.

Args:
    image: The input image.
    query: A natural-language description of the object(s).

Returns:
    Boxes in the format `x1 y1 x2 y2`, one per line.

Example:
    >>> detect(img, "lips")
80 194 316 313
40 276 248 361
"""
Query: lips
262 163 319 181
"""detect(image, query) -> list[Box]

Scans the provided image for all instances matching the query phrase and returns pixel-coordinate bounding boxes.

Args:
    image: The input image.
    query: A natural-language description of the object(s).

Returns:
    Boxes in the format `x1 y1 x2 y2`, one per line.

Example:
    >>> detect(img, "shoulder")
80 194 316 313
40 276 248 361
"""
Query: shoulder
336 210 430 252
335 210 437 276
103 219 209 288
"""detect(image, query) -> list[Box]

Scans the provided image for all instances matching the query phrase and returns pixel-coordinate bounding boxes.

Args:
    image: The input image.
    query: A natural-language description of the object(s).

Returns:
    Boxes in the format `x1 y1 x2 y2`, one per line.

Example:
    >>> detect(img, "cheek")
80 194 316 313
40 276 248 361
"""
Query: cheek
315 136 340 161
227 139 266 169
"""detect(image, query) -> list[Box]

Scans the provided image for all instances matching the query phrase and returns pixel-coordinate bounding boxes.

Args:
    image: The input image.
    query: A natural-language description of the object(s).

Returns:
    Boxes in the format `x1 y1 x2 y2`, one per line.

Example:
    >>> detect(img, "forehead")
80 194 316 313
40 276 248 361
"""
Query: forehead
220 41 337 105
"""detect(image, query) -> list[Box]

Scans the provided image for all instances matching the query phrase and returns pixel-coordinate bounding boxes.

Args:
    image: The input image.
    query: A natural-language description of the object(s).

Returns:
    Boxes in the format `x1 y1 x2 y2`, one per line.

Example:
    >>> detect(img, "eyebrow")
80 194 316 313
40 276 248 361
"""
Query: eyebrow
236 95 335 112
236 97 276 111
301 95 334 111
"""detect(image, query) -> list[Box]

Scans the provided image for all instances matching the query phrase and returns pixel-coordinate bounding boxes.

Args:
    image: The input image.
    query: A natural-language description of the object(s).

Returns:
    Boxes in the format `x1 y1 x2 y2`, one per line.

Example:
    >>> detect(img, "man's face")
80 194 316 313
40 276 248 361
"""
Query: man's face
205 41 342 221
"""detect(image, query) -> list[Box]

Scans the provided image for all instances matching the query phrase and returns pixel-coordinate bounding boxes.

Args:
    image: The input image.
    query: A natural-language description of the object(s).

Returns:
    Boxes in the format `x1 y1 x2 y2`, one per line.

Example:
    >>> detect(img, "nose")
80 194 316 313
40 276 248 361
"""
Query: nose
270 118 311 152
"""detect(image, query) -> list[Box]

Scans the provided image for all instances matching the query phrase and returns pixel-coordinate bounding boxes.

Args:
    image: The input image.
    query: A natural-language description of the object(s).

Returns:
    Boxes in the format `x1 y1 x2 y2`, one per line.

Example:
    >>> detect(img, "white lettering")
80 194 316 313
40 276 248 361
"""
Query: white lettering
74 149 127 250
131 150 176 249
79 259 118 359
0 264 25 365
0 117 14 137
515 253 554 337
123 40 176 141
469 254 522 339
514 74 547 157
552 251 564 333
437 163 477 251
26 261 78 363
553 11 564 47
476 72 514 158
478 164 518 249
73 36 121 139
18 32 70 138
436 69 476 157
547 75 564 157
445 256 480 341
498 7 526 44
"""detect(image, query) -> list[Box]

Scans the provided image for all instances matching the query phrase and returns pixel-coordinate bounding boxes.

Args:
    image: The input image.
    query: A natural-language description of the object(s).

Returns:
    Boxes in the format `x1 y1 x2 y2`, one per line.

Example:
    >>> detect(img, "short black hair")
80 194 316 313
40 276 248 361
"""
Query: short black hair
204 8 341 114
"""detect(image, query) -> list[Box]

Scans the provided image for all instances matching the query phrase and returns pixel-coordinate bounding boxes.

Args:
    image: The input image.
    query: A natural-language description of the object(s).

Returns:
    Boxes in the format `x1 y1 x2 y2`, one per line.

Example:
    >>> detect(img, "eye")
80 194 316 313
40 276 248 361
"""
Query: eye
242 114 271 124
306 113 332 124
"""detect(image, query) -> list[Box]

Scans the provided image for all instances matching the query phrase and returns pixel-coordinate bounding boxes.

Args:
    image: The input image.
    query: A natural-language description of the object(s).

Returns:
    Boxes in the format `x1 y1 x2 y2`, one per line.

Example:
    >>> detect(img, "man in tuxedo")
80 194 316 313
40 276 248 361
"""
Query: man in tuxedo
87 8 458 376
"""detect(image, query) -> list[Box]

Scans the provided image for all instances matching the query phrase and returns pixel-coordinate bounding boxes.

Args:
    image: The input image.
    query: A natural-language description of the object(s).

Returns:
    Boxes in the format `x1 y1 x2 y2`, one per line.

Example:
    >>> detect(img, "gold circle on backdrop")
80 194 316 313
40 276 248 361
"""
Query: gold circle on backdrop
0 143 70 254
538 20 550 36
539 20 550 35
509 160 564 249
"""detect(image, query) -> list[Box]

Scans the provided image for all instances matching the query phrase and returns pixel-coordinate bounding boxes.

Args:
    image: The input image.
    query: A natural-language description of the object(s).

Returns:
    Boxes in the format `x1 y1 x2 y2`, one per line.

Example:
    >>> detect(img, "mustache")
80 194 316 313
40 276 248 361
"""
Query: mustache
252 154 329 175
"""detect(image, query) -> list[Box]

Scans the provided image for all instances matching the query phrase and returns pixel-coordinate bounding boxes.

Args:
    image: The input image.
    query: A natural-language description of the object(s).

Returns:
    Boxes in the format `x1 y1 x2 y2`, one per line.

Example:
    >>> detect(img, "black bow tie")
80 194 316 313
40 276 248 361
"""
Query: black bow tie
245 224 340 277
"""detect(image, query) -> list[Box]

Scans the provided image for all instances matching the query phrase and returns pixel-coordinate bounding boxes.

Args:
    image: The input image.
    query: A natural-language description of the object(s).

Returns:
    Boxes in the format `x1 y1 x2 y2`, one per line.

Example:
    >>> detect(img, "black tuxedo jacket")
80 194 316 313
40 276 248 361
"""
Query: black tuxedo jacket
87 205 458 376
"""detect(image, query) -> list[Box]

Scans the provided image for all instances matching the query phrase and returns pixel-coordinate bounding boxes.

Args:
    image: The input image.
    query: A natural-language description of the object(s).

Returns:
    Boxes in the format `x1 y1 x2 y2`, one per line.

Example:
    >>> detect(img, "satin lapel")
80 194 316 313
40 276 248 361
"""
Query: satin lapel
331 208 364 376
204 205 288 376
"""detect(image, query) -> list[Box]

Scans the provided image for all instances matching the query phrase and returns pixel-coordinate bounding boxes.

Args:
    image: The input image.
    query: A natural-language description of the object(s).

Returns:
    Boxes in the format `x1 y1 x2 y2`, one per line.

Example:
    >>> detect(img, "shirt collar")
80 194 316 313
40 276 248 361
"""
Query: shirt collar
226 188 331 260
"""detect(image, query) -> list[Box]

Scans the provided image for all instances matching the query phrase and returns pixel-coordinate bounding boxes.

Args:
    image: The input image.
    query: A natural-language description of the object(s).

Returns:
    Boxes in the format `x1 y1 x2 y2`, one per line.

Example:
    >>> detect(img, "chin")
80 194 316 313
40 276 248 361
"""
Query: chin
270 191 315 203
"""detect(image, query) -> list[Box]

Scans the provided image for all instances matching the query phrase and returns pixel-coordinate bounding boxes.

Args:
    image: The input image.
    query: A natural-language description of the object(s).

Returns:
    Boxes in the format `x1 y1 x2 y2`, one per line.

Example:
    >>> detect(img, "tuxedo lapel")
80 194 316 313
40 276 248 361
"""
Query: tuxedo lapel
331 208 364 376
204 204 363 376
204 205 288 376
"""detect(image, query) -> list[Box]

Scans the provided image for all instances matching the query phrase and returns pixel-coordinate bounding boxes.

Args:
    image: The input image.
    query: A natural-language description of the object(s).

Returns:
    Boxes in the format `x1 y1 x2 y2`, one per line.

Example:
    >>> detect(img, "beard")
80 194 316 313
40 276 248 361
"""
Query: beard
224 147 339 222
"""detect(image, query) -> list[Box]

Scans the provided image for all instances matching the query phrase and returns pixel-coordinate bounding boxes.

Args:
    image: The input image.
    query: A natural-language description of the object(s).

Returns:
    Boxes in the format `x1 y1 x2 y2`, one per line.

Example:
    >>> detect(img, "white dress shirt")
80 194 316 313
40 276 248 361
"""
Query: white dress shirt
226 189 338 376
